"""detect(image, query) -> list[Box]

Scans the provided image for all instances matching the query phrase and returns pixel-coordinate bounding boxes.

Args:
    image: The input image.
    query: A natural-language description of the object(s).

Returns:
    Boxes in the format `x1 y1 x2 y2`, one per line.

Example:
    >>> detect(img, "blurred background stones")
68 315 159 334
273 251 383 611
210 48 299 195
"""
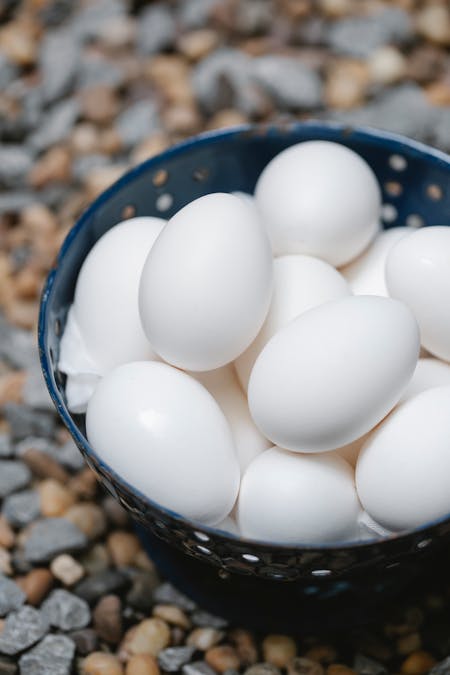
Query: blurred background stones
0 0 449 672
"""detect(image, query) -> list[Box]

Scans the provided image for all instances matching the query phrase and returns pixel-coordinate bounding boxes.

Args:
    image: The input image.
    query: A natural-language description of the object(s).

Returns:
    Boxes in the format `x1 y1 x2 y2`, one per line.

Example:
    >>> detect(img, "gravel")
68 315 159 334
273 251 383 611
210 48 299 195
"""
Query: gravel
28 98 80 152
159 646 197 671
0 145 34 188
24 518 87 563
74 569 130 604
0 606 49 655
0 575 25 616
19 634 75 675
39 28 80 103
2 489 40 527
0 461 31 498
2 404 56 441
115 99 160 149
41 589 90 631
137 3 177 55
251 56 322 110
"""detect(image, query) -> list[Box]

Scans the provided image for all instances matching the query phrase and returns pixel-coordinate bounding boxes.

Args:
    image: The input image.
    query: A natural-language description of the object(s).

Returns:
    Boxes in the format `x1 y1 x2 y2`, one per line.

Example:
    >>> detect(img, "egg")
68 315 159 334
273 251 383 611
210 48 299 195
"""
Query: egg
61 217 165 376
86 361 240 526
334 431 371 467
400 357 450 403
192 365 271 472
215 515 240 536
342 226 413 296
237 447 361 544
386 226 450 362
356 386 450 531
139 193 273 371
248 295 419 453
235 254 351 391
254 141 381 266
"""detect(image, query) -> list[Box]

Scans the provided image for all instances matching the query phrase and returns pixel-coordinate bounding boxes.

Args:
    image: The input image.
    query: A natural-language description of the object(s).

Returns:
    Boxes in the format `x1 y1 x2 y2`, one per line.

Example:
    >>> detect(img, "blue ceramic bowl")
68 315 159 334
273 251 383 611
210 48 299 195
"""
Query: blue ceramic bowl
39 122 450 631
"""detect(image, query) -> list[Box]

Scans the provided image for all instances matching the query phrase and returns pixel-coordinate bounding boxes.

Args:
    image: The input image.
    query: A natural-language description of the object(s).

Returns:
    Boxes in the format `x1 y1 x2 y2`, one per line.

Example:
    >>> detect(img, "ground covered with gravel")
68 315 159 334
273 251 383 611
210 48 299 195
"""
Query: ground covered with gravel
0 0 449 672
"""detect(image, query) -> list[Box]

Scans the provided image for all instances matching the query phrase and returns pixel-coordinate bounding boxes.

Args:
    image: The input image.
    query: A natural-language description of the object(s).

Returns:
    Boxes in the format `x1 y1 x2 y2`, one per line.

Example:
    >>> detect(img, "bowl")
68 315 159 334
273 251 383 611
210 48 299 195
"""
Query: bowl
39 121 450 632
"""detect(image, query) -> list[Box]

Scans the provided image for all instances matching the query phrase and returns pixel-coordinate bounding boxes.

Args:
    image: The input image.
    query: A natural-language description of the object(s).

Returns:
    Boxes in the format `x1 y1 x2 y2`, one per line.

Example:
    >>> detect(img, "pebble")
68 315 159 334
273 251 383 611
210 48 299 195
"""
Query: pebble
107 531 141 567
400 651 436 675
244 665 281 675
288 658 324 675
251 55 322 110
0 657 17 675
0 575 25 616
65 503 106 540
19 634 75 675
126 570 160 613
69 628 98 656
327 667 355 675
3 404 55 442
188 628 224 651
397 633 422 656
80 85 119 125
39 479 75 517
205 645 241 673
40 28 80 104
0 460 31 498
50 553 85 586
0 547 12 576
325 59 369 109
29 146 72 189
24 517 87 563
80 544 111 576
153 583 196 612
0 53 17 89
0 145 33 188
178 29 220 62
42 588 90 631
116 100 160 149
306 647 337 665
0 434 12 459
430 657 450 675
154 604 191 630
352 654 386 675
67 468 98 500
137 3 176 55
29 98 80 152
21 446 69 482
126 654 161 675
0 517 14 549
416 6 450 47
159 647 196 672
17 568 53 606
74 569 129 604
262 636 297 668
102 496 129 529
93 594 122 644
229 629 258 666
0 606 49 655
368 46 407 86
82 652 124 675
124 618 171 657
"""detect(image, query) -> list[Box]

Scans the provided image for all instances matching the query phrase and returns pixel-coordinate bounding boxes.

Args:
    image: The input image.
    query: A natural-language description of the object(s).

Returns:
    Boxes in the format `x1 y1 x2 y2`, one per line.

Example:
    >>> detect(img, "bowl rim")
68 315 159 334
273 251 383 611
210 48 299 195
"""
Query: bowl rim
38 119 450 555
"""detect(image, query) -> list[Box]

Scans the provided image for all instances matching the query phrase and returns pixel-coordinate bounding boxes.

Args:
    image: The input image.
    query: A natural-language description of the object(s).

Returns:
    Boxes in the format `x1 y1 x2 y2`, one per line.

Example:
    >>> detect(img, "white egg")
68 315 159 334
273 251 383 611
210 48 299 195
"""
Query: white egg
237 447 361 544
386 226 450 361
400 357 450 403
235 254 351 391
255 141 381 266
334 431 371 467
192 365 271 472
356 386 450 531
86 361 240 526
63 217 165 376
139 193 273 371
248 296 419 453
215 515 240 536
358 511 392 540
342 226 413 296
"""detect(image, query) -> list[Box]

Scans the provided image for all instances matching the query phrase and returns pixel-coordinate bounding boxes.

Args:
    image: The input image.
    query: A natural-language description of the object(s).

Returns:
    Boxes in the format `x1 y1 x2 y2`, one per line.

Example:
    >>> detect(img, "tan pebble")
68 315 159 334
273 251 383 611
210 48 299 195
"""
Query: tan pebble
22 448 69 483
70 123 99 155
187 627 224 651
0 547 12 575
205 645 241 673
327 666 356 675
131 133 170 165
229 628 258 666
288 657 325 675
317 0 353 18
416 6 450 46
162 104 202 135
153 604 191 630
65 503 106 540
0 517 14 549
177 28 220 61
0 22 37 66
426 81 450 106
18 568 53 605
21 203 58 237
81 85 120 125
325 60 369 109
15 267 42 300
29 146 72 188
135 550 156 572
39 479 75 517
397 633 422 656
126 618 171 657
368 46 407 85
304 646 337 664
207 109 248 130
107 531 141 566
126 654 161 675
0 370 25 406
98 15 136 48
93 594 122 644
81 543 111 575
401 651 436 675
50 553 84 586
145 55 190 87
262 635 297 668
68 467 98 499
84 165 128 200
83 652 124 675
4 300 37 331
99 128 123 155
279 0 312 19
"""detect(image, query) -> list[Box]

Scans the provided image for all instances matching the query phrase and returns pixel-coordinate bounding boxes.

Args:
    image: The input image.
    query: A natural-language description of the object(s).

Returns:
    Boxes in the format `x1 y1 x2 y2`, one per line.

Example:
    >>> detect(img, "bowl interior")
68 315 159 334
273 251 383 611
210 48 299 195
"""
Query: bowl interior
39 122 450 580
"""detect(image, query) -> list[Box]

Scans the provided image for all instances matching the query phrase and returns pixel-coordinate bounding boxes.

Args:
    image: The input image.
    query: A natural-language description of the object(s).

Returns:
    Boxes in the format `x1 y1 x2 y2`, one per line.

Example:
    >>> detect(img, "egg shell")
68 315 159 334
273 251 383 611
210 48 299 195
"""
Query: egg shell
400 357 450 403
254 141 381 266
86 361 240 526
237 447 361 544
248 295 420 452
342 226 413 296
68 217 165 375
356 385 450 532
235 254 351 391
386 226 450 362
139 193 273 371
191 365 271 472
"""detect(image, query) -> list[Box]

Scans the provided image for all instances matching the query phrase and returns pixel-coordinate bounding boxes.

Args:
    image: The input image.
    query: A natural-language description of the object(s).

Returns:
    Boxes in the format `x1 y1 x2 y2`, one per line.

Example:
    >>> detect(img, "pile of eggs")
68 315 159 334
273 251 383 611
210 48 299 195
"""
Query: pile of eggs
59 140 450 546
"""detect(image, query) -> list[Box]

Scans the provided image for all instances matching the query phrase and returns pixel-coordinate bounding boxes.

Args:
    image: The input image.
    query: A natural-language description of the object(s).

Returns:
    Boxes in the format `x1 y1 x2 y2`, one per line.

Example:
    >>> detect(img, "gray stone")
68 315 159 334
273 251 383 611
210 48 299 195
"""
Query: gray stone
0 606 49 655
19 634 75 675
74 569 129 604
23 361 54 411
76 53 125 90
159 647 196 672
235 0 273 35
39 28 80 103
0 146 33 187
191 609 228 629
116 100 160 149
53 440 85 472
0 53 17 90
39 0 75 27
353 654 387 675
178 0 221 29
244 666 281 675
68 628 98 655
24 518 87 563
2 489 40 527
0 192 34 215
3 404 56 441
183 662 217 675
153 582 196 612
29 98 79 152
0 575 25 616
0 434 12 458
327 8 413 57
72 154 110 181
42 589 90 631
431 108 450 153
137 3 176 55
0 460 31 498
430 657 450 675
71 0 126 42
0 314 35 369
251 56 322 110
294 17 327 46
126 570 160 612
